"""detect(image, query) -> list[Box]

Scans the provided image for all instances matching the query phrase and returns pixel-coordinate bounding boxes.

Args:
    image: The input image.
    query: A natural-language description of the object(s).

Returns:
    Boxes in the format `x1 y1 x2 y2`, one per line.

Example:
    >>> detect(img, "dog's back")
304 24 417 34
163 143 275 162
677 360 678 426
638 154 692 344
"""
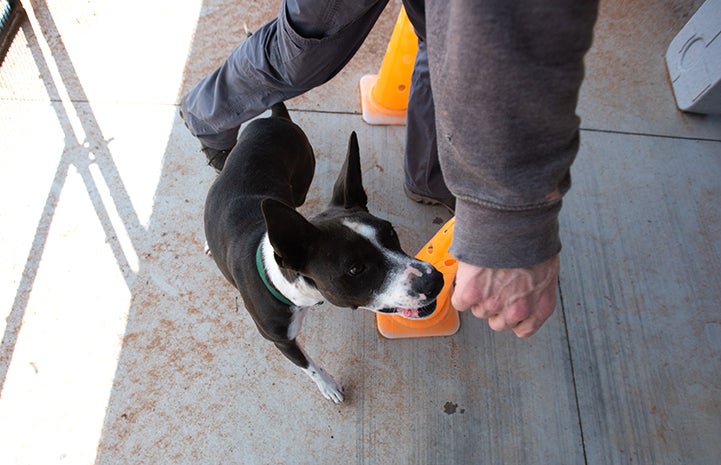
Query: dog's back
204 102 315 286
210 103 314 204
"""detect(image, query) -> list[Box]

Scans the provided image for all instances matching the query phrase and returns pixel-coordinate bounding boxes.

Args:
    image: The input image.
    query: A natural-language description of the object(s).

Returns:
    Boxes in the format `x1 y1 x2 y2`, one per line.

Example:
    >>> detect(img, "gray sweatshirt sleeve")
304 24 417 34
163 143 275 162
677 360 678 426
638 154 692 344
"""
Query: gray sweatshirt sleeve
426 0 598 269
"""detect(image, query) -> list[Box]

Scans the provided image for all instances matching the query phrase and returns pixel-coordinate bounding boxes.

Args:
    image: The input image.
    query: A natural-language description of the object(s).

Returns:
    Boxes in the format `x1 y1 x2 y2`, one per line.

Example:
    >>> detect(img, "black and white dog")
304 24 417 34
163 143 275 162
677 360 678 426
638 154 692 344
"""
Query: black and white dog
204 103 443 403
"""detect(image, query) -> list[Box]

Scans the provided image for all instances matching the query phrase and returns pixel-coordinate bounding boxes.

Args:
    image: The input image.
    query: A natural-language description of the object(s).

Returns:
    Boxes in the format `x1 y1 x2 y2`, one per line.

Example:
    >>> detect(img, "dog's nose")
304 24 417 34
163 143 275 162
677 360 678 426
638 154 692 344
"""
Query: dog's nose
420 268 444 299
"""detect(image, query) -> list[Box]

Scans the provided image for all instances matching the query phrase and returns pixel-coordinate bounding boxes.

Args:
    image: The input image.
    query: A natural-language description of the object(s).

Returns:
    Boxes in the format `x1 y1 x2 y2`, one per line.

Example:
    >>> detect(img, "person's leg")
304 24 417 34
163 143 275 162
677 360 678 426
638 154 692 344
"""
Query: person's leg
182 0 389 151
403 40 453 205
401 0 453 208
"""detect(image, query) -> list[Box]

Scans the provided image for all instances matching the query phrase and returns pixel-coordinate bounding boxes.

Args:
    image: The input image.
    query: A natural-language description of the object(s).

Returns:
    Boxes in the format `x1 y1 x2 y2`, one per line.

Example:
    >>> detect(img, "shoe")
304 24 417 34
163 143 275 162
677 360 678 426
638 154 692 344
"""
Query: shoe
201 147 230 173
179 107 231 173
404 185 456 213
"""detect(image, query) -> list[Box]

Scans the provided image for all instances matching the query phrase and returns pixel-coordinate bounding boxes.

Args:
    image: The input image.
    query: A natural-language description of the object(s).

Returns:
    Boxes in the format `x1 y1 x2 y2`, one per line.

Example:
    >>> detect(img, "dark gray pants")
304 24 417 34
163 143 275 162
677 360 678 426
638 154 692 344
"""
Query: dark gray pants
183 0 597 268
181 0 451 199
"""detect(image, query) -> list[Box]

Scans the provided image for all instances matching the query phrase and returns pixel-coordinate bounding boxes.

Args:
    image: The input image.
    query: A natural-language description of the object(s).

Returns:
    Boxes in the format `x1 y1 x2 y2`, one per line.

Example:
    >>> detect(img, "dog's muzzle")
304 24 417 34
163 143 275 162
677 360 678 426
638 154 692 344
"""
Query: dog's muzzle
378 300 437 320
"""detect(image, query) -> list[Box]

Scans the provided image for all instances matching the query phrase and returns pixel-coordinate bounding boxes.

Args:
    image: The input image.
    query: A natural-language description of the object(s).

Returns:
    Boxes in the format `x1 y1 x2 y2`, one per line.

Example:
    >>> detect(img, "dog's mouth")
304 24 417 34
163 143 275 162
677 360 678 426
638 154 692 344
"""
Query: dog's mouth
377 301 437 320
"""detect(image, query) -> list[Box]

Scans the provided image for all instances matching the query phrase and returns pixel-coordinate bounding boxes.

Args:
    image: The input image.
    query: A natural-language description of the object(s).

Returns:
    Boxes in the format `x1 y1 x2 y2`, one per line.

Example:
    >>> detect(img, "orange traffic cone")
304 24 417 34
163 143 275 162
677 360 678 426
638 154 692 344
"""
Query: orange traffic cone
377 217 461 339
359 6 418 125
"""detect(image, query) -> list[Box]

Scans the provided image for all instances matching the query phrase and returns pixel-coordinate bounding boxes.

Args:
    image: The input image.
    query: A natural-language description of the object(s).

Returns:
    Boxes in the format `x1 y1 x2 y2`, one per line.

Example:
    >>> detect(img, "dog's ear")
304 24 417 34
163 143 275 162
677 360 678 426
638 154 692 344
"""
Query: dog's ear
330 131 368 210
262 199 318 271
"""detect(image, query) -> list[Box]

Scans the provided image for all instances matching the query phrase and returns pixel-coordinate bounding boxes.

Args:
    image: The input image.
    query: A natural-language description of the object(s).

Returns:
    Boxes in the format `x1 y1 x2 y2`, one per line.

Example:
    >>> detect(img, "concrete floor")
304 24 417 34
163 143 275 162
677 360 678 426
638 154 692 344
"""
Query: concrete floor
1 1 720 464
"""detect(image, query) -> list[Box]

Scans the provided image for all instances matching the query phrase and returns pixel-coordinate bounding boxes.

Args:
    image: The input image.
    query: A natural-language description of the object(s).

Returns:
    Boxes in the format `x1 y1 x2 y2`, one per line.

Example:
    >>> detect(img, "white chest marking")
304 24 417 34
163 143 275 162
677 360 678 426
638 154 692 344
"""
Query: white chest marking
260 234 324 307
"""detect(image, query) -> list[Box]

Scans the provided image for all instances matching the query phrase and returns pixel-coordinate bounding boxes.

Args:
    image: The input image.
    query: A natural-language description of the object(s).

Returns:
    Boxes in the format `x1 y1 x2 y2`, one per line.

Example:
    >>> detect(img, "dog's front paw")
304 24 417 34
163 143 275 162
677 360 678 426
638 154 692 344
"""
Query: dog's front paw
308 366 345 404
318 373 345 404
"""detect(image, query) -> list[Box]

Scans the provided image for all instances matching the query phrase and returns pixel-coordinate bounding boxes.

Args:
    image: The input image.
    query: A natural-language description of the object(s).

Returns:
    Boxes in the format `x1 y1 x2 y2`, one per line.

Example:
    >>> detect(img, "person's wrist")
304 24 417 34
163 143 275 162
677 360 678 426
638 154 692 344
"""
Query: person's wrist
449 197 562 269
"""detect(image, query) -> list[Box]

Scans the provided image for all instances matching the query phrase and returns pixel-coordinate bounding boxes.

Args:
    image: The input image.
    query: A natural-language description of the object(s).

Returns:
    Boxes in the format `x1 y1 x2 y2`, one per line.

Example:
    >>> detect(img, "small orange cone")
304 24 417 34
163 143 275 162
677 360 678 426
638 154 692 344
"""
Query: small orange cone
377 217 461 338
359 6 418 125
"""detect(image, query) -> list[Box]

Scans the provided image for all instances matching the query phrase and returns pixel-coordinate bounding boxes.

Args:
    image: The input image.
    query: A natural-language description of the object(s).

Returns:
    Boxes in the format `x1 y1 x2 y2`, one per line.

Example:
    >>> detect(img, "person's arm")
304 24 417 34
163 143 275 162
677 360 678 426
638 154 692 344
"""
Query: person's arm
426 0 598 336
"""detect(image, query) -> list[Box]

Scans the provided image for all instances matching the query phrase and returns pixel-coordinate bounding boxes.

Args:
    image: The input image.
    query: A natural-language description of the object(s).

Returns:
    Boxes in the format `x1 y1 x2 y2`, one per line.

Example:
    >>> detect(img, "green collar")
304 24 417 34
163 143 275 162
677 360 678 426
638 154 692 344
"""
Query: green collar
256 243 295 307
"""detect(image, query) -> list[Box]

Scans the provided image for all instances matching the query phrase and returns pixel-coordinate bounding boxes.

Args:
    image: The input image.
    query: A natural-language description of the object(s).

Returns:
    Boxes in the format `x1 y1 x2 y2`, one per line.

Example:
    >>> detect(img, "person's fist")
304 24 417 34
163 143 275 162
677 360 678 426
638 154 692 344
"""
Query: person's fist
451 255 560 338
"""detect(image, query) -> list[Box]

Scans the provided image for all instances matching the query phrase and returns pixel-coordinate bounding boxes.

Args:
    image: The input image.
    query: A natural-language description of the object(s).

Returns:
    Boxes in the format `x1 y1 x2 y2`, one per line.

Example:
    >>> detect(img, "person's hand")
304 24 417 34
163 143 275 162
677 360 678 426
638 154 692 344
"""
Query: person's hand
451 255 560 338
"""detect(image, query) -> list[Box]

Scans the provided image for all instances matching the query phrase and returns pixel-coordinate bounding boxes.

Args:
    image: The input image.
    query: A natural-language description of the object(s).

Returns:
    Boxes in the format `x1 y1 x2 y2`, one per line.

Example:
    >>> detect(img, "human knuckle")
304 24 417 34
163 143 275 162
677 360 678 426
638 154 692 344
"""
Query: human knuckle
506 303 532 322
487 317 508 332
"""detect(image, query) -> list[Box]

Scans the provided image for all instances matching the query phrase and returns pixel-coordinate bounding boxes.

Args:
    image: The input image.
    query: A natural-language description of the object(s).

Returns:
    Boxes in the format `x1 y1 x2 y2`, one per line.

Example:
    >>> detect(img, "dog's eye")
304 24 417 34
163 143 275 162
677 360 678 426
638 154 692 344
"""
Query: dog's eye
348 263 365 276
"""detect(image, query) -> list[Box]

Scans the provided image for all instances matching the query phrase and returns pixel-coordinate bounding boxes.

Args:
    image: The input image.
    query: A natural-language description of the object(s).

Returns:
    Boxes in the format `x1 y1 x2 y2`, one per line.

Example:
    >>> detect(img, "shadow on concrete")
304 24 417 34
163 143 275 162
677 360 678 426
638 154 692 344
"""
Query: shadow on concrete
1 0 144 395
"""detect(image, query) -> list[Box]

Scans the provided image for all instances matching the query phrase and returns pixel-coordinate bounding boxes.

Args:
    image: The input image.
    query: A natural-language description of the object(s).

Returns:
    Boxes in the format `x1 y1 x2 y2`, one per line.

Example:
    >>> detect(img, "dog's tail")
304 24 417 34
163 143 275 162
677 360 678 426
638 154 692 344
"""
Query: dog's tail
271 102 291 120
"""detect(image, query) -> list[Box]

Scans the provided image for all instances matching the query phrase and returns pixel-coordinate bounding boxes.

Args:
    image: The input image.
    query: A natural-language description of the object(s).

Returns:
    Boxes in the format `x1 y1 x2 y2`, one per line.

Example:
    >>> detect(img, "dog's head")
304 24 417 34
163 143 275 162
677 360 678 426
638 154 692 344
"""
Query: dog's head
261 132 444 319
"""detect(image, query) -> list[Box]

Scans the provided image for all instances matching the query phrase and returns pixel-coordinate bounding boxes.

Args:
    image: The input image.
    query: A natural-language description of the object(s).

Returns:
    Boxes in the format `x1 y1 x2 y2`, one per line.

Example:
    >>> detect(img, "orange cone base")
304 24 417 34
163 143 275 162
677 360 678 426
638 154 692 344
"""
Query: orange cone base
377 217 461 339
359 74 408 126
376 297 460 339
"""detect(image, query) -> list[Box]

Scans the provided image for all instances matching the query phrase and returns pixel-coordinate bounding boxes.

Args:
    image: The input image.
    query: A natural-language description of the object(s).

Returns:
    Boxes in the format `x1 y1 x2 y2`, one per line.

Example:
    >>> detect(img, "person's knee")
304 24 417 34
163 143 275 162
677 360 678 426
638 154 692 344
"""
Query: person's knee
282 66 330 90
268 0 386 90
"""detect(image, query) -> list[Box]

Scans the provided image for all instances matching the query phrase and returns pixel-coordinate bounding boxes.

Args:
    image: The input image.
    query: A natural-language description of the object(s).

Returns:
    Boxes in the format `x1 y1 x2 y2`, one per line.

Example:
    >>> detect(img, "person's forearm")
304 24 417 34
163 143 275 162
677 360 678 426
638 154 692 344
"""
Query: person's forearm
426 0 599 268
